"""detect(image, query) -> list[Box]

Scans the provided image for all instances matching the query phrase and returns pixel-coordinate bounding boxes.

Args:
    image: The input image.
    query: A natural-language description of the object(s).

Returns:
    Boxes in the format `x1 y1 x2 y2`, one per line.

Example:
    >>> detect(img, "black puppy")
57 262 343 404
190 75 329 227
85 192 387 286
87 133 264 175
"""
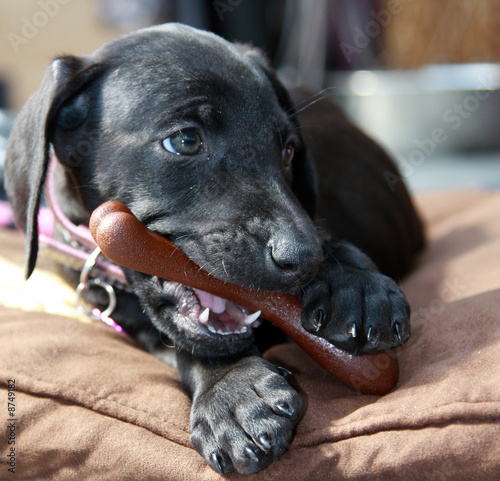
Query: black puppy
5 23 423 474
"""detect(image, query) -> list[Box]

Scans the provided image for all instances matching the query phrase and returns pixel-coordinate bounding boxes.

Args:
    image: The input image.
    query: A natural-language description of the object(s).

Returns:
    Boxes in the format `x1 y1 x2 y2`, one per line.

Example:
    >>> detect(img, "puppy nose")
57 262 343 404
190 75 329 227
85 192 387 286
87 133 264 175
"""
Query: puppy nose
269 237 322 281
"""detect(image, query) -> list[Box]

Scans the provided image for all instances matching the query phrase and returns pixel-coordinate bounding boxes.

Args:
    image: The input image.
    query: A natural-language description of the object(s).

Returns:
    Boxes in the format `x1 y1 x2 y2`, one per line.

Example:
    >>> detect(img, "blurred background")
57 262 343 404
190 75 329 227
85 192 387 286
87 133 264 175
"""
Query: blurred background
1 0 499 195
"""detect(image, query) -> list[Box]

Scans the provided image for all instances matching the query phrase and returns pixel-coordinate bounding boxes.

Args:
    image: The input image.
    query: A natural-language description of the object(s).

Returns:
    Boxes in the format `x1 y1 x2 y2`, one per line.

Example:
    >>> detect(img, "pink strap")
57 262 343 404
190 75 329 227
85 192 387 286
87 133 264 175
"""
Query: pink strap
45 153 97 250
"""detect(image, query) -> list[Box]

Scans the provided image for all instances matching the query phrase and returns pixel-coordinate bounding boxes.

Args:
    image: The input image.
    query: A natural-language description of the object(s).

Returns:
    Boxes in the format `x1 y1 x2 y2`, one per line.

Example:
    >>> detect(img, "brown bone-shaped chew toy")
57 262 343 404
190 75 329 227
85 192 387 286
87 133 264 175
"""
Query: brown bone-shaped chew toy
90 201 398 395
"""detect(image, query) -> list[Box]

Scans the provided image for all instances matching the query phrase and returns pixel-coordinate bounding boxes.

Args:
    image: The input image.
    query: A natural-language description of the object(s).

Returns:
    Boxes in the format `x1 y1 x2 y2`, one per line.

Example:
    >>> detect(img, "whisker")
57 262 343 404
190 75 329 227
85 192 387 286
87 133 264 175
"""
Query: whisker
168 249 189 262
289 92 335 119
221 259 229 277
291 122 325 130
331 255 343 270
286 86 336 117
285 87 331 114
173 234 194 241
275 120 284 149
313 228 327 237
313 218 328 228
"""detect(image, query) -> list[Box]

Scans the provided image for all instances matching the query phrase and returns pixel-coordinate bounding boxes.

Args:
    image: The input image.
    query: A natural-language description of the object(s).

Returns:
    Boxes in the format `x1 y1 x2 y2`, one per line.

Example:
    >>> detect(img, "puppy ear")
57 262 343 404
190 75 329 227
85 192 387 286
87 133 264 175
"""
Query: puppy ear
5 56 103 279
241 46 318 217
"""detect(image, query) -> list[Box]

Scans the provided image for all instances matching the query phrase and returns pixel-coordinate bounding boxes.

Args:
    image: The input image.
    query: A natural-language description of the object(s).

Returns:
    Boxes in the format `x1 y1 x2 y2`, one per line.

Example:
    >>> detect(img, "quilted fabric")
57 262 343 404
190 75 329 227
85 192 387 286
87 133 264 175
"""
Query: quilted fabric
1 190 499 480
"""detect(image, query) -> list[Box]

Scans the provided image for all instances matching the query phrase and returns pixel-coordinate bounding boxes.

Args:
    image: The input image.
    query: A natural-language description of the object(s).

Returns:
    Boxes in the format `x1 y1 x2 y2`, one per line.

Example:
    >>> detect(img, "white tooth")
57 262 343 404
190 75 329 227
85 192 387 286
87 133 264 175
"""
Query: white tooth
244 310 261 325
238 326 248 334
199 308 210 324
208 326 217 334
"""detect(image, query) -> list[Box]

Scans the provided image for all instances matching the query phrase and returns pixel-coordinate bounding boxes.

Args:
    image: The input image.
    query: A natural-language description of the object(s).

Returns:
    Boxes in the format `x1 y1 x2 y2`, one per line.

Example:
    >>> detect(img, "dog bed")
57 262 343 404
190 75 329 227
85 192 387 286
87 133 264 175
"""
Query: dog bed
1 189 499 480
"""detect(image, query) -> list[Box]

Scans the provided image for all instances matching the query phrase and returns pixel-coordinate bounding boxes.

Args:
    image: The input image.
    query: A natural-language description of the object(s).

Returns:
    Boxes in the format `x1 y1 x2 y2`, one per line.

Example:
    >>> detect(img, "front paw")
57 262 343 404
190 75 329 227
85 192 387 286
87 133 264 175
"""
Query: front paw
190 357 302 474
300 266 410 353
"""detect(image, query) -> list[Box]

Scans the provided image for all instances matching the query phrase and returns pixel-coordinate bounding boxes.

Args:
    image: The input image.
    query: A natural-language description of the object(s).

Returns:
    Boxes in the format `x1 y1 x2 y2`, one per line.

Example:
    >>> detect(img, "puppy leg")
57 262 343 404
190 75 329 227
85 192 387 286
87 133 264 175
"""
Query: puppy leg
177 349 302 475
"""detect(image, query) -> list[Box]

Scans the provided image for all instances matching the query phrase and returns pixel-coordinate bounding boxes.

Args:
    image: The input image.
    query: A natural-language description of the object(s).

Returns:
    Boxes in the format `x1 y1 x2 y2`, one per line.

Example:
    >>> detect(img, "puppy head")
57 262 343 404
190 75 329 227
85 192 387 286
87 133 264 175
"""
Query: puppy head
6 23 322 355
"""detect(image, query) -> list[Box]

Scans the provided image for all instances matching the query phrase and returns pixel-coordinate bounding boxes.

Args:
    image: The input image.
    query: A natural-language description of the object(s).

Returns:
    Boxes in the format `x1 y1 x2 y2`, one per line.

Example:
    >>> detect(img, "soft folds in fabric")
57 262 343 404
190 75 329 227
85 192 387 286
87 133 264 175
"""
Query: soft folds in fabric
0 190 499 480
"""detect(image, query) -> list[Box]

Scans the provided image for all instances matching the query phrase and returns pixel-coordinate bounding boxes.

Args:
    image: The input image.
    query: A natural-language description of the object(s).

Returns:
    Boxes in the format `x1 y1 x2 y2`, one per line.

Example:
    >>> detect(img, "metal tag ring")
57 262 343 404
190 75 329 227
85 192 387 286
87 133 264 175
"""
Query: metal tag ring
79 247 102 287
76 277 117 320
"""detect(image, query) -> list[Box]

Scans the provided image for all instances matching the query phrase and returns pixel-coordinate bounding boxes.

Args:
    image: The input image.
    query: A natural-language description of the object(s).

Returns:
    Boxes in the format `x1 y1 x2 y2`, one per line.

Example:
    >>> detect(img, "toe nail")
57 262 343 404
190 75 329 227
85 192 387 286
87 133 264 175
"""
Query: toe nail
244 446 260 463
258 433 273 451
393 322 403 343
347 323 357 339
276 366 293 378
367 326 377 343
313 309 325 331
211 452 225 474
276 402 293 417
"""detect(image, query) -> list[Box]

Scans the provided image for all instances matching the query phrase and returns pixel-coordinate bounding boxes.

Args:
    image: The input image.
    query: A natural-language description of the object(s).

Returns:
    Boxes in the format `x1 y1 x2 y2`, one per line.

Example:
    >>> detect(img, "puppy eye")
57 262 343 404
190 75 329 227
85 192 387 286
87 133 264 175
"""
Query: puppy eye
282 142 294 167
162 129 203 155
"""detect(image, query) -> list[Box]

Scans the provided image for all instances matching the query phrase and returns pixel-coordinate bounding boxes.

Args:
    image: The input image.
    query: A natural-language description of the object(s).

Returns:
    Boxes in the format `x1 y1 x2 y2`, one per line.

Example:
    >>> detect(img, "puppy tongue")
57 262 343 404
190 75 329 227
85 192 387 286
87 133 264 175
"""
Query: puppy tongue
194 289 227 314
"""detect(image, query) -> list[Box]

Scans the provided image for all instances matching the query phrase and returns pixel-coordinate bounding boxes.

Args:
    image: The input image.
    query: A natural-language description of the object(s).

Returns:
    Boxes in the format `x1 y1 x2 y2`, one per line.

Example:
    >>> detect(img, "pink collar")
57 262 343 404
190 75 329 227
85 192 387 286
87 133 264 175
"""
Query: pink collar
40 153 131 336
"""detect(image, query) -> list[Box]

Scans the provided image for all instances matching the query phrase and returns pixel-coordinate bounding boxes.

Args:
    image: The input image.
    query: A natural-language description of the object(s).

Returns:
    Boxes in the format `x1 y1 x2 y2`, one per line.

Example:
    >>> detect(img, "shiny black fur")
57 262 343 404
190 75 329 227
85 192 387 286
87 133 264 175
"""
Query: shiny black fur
5 24 423 474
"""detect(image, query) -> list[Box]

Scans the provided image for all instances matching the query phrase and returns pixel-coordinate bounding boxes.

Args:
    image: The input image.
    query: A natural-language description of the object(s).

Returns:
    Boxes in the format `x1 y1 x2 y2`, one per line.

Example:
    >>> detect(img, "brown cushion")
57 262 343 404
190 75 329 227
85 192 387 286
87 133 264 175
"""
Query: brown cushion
1 190 499 480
